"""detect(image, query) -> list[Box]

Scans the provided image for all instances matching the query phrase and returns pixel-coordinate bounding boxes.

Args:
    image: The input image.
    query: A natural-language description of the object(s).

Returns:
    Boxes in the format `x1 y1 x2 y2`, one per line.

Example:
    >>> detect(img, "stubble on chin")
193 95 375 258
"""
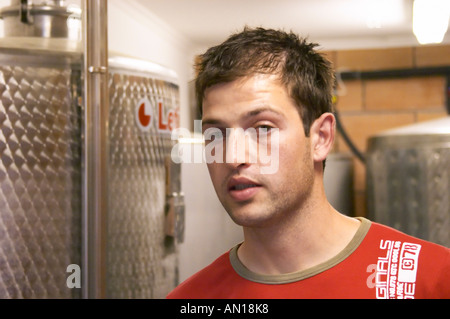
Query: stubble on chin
222 170 315 229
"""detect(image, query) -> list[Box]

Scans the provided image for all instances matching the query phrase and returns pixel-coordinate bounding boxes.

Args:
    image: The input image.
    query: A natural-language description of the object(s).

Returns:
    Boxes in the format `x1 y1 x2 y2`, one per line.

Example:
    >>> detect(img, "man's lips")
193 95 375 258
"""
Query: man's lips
227 177 262 201
227 176 261 190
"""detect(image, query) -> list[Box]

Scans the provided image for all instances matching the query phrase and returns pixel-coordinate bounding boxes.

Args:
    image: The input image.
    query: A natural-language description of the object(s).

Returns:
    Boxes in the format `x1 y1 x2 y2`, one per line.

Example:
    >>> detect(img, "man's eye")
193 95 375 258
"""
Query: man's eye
256 125 274 133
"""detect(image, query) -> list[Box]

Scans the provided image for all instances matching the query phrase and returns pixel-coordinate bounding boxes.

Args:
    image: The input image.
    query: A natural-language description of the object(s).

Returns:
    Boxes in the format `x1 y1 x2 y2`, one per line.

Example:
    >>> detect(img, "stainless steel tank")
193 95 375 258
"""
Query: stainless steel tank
0 0 81 39
0 0 182 298
367 117 450 247
106 56 181 298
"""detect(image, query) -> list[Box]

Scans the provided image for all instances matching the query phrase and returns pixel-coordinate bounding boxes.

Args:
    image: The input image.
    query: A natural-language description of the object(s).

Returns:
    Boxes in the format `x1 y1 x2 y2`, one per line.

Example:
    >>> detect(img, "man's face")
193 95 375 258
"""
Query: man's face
201 74 317 228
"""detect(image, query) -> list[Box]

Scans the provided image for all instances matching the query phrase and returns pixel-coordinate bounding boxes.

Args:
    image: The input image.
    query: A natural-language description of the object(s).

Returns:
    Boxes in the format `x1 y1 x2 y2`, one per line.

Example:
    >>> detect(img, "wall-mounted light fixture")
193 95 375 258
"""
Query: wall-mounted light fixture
413 0 450 44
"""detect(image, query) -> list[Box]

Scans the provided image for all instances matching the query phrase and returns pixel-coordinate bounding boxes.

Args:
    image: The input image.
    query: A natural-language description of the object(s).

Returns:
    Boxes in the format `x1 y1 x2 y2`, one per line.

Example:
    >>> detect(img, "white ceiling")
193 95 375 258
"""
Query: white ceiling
132 0 447 49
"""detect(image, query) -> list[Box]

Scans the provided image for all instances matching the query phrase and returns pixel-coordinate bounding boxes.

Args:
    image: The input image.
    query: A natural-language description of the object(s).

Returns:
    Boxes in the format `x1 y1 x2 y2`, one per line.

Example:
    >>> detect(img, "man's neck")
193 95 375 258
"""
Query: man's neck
237 201 360 275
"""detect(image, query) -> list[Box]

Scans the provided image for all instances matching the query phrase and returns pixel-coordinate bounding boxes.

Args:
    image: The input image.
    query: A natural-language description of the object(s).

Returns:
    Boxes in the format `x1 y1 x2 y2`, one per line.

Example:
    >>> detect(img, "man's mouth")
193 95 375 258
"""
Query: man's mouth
232 184 259 191
227 177 262 201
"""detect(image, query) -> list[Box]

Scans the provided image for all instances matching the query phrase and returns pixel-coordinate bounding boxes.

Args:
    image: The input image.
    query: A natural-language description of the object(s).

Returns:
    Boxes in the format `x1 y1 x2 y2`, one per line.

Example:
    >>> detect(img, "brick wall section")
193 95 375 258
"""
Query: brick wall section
321 44 450 217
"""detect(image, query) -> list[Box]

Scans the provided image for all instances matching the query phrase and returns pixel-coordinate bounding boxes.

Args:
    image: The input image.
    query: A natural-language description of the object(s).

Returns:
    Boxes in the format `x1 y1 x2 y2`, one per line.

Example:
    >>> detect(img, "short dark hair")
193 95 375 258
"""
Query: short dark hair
195 27 335 136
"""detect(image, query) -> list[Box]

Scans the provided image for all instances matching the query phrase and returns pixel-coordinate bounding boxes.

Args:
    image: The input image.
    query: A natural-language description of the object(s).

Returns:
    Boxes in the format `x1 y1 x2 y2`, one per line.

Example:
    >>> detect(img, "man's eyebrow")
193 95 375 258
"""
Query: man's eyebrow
201 118 225 127
201 106 284 127
243 106 284 119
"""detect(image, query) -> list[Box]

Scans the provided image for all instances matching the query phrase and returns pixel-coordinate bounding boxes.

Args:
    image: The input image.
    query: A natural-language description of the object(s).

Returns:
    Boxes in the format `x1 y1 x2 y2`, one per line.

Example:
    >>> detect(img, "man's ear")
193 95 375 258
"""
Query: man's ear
310 112 336 164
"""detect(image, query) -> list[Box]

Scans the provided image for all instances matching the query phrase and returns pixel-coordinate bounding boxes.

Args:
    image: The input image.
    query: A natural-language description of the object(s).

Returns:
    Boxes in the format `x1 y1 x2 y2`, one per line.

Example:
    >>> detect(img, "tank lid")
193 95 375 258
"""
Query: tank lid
374 116 450 136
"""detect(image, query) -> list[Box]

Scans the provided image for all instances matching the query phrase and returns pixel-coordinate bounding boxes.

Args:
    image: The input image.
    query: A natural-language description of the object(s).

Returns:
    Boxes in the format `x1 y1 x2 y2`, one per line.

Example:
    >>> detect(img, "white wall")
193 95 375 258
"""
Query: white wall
180 162 243 282
108 0 192 129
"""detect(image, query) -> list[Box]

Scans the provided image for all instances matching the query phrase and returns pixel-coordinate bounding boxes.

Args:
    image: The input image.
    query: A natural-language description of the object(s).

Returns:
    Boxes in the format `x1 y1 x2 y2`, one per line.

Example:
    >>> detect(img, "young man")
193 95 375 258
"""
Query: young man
167 27 450 299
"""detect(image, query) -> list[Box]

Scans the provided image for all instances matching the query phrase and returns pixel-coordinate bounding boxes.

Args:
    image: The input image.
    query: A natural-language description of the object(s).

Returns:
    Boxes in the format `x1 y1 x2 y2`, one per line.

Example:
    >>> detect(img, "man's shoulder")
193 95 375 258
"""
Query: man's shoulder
365 219 450 298
166 250 235 299
368 220 449 252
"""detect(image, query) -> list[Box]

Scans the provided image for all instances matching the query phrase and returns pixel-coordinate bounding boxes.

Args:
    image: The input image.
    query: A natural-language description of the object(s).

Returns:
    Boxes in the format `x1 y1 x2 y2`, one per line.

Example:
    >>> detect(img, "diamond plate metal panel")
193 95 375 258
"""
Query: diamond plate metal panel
425 148 450 246
0 50 181 299
367 135 450 248
0 59 82 298
107 72 180 298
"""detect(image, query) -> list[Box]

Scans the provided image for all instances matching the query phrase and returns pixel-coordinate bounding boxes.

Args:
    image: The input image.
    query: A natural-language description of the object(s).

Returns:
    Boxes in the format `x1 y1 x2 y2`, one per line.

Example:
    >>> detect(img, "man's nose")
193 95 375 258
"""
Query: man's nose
225 128 257 167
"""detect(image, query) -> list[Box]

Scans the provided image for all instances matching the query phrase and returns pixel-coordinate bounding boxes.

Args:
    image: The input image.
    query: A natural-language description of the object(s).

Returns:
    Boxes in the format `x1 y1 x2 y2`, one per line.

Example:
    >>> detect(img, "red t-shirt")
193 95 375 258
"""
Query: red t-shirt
167 218 450 299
